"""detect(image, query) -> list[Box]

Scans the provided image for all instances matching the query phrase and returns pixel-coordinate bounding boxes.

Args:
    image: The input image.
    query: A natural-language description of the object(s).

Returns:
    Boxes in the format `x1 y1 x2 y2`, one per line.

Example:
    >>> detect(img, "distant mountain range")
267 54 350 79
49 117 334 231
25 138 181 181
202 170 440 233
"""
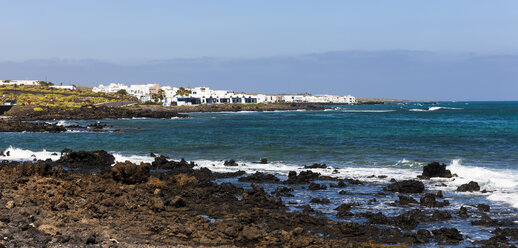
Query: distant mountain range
1 50 517 101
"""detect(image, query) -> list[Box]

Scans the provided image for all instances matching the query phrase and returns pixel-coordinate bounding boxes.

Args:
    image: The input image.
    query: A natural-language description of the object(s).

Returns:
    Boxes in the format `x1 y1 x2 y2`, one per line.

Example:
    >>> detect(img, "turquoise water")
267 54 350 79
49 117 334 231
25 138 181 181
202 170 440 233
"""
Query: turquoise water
2 101 517 169
2 101 518 246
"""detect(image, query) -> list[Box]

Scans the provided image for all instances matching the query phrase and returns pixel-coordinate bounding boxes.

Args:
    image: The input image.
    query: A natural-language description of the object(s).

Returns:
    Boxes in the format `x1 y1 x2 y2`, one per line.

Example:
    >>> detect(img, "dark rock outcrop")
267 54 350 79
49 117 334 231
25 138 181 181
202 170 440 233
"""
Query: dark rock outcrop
224 159 239 166
57 150 115 171
111 161 150 184
432 228 463 244
384 180 425 193
308 183 326 190
0 120 66 133
310 198 330 204
420 194 450 208
477 203 490 212
284 170 320 184
457 181 480 192
419 162 453 179
238 172 280 183
303 163 327 169
397 195 418 206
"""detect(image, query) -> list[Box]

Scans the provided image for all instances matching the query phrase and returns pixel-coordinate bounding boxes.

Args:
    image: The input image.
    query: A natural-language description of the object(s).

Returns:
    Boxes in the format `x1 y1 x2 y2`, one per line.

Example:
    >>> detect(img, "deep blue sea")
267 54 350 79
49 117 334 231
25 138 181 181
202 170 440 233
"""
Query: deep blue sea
1 101 517 246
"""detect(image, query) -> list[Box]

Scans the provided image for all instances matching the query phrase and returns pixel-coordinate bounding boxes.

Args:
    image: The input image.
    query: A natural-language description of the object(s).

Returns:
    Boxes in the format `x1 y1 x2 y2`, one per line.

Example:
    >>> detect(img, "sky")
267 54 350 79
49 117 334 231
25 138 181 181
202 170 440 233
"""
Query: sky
1 0 517 100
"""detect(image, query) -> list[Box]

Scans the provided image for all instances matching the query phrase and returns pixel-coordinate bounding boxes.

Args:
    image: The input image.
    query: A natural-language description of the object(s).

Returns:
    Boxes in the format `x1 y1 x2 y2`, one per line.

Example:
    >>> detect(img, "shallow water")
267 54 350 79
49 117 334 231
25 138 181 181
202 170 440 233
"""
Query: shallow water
1 101 517 246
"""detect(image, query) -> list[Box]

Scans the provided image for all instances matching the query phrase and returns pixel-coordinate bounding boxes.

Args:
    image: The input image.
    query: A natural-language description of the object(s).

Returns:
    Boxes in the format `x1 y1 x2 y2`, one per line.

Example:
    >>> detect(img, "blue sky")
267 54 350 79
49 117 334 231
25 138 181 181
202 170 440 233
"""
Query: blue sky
1 1 517 100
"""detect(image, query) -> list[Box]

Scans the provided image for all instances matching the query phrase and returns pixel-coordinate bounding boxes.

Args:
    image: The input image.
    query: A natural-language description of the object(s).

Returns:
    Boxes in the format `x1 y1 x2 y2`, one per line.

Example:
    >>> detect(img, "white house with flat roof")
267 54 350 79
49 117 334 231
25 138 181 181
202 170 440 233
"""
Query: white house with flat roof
92 83 128 93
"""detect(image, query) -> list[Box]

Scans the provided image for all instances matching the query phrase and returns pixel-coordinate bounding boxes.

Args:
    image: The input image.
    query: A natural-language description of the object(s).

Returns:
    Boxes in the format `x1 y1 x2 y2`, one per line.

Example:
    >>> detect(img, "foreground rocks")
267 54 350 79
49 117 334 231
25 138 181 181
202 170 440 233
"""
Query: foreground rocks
0 155 512 247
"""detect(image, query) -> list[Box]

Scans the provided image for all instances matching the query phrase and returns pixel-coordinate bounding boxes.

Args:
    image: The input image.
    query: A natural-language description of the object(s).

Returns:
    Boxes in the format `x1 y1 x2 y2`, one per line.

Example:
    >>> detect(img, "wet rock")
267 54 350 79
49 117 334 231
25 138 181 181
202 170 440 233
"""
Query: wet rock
238 172 280 183
240 184 284 209
150 152 157 157
336 222 366 237
343 178 363 185
384 180 425 193
473 234 509 246
457 181 480 192
492 228 518 241
367 198 377 204
335 203 356 218
284 170 320 184
432 228 463 244
420 194 449 208
404 229 432 244
436 190 443 198
310 198 330 204
358 212 390 225
111 161 150 184
432 210 452 220
477 203 490 212
397 195 418 206
57 150 115 171
224 159 239 166
271 186 294 197
260 158 268 164
303 163 327 169
391 209 430 229
308 183 326 190
471 214 514 227
329 180 346 188
151 156 196 172
419 162 453 179
338 190 347 195
458 206 469 218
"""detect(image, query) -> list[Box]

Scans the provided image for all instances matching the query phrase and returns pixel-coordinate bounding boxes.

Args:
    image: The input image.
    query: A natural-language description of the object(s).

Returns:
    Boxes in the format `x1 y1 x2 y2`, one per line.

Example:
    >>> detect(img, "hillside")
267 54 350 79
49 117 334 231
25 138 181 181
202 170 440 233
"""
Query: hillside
0 85 135 108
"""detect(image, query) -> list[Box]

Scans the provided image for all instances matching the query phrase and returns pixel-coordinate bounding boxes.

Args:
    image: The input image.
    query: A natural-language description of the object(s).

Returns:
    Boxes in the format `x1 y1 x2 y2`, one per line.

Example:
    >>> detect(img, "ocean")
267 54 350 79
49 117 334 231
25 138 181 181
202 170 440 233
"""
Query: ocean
2 101 517 246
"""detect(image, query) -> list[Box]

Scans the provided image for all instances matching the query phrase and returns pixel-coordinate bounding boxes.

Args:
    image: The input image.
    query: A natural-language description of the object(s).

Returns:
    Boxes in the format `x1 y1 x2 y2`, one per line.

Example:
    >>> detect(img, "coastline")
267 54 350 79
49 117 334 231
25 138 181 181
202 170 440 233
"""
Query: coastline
3 103 325 122
0 150 514 247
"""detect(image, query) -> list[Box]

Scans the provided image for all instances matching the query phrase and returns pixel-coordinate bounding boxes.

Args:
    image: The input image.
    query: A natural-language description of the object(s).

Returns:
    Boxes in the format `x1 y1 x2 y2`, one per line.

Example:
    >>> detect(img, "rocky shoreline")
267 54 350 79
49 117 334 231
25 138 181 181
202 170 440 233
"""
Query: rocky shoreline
163 103 325 113
6 106 189 121
0 152 516 247
4 103 325 122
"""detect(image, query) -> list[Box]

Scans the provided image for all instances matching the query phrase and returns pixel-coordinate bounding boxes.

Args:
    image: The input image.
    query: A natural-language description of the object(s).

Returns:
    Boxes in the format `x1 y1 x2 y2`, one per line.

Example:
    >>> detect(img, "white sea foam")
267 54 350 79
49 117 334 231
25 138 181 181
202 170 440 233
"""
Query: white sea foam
0 146 61 161
409 107 463 112
447 159 518 208
2 147 517 208
340 110 395 113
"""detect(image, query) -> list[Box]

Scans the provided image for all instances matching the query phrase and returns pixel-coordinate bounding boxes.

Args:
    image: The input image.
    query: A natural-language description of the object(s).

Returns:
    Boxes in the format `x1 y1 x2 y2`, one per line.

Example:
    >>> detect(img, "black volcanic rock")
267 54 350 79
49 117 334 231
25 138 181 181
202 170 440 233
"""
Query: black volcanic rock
432 228 463 244
457 181 480 192
238 172 280 183
384 180 425 193
224 159 239 166
303 163 327 169
477 204 490 212
397 195 418 206
284 170 320 184
57 150 114 171
419 162 453 179
420 194 450 208
308 183 326 190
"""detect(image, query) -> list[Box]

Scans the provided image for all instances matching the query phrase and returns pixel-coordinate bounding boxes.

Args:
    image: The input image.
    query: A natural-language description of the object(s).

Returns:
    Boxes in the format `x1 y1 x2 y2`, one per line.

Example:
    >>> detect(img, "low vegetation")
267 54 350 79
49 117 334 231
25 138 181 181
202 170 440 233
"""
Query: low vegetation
0 85 136 108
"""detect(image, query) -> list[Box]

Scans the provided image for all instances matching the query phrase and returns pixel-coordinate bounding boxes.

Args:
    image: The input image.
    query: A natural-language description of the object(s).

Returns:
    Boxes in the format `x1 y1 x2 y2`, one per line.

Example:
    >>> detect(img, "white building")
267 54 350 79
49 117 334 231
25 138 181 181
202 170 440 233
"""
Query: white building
50 85 76 90
0 80 39 86
127 84 161 102
92 83 128 93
